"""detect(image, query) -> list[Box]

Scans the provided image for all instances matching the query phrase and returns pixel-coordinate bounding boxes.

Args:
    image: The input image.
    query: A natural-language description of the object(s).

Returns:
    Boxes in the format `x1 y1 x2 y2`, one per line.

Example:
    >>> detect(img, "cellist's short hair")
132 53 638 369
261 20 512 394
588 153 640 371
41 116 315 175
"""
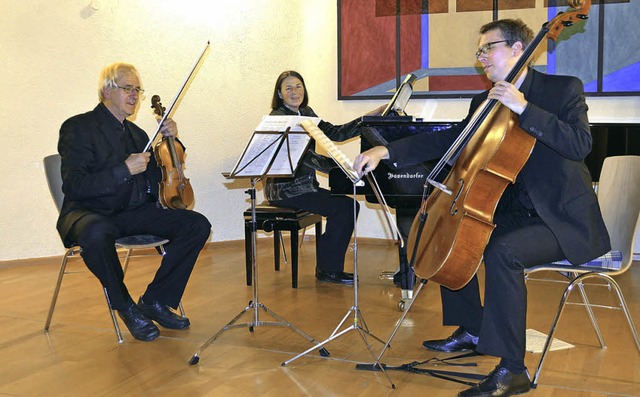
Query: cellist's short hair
480 19 534 48
98 62 141 102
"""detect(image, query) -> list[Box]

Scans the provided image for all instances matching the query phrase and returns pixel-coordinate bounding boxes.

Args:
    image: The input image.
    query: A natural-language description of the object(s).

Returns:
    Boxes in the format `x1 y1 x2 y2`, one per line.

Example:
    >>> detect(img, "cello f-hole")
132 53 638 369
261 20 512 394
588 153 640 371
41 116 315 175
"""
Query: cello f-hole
450 179 464 215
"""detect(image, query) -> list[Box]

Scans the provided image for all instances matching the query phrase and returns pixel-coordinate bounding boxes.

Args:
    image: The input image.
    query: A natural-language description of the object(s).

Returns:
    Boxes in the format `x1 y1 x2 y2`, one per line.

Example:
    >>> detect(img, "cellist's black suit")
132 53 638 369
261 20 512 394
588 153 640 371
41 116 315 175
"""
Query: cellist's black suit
57 103 211 311
386 69 610 362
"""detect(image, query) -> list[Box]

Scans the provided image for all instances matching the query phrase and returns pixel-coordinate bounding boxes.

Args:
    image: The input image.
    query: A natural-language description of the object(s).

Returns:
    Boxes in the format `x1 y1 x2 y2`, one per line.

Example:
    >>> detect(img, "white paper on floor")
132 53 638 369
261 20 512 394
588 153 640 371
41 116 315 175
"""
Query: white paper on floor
526 328 575 353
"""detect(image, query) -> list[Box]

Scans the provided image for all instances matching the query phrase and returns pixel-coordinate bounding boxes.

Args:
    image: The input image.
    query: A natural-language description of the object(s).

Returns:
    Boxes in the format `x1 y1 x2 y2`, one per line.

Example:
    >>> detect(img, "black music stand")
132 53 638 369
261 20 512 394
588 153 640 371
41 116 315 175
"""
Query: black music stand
281 121 396 388
189 117 328 365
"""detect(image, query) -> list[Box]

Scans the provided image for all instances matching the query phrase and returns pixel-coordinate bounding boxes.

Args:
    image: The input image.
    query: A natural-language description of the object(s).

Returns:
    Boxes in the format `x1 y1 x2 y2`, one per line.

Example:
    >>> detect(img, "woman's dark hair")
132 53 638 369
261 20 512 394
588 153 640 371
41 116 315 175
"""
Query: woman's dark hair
271 70 309 110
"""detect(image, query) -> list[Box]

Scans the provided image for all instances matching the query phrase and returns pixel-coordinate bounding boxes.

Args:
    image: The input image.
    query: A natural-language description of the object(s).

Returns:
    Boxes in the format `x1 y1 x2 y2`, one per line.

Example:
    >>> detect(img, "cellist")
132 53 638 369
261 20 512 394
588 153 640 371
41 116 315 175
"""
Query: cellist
354 19 609 397
57 62 211 342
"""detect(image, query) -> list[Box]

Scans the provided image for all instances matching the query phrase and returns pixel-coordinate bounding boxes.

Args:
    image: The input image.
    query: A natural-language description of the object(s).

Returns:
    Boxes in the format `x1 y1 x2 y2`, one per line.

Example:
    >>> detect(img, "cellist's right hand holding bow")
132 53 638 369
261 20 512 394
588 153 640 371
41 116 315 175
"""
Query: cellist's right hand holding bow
354 146 390 178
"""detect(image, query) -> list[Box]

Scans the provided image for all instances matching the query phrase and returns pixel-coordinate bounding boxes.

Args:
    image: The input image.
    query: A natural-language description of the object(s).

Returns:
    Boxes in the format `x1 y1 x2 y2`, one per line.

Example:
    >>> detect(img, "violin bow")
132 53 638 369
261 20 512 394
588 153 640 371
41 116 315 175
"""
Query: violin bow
144 41 210 152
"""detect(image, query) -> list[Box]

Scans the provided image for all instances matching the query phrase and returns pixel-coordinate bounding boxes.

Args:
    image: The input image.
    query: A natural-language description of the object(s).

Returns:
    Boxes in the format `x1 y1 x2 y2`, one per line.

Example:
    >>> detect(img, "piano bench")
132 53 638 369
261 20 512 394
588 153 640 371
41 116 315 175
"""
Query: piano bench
244 204 322 288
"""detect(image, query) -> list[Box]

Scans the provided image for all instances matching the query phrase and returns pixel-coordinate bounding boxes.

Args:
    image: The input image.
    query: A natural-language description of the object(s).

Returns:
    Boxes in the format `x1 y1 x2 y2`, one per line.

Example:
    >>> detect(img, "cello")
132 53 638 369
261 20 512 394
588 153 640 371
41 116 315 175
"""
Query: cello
152 95 194 210
408 1 591 290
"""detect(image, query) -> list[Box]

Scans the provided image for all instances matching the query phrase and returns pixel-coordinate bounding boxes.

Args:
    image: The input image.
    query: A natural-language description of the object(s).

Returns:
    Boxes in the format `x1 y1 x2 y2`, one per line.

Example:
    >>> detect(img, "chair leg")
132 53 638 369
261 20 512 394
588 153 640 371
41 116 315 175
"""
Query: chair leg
122 248 134 275
531 272 640 388
575 279 606 348
44 248 76 331
290 229 299 289
274 231 281 271
604 274 640 352
531 274 578 387
103 287 124 344
314 221 322 267
279 230 288 264
244 222 252 286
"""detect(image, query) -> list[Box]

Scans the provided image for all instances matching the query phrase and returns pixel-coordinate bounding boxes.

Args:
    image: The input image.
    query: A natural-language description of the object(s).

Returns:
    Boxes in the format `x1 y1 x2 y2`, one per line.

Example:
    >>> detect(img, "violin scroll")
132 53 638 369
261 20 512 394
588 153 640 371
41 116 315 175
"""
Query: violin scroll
151 95 166 117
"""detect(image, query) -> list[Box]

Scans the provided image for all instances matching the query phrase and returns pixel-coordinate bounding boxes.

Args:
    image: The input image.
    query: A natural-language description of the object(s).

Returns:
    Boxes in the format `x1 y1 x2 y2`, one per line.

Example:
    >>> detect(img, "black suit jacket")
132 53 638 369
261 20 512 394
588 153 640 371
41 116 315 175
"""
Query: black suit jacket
56 103 162 247
387 69 610 264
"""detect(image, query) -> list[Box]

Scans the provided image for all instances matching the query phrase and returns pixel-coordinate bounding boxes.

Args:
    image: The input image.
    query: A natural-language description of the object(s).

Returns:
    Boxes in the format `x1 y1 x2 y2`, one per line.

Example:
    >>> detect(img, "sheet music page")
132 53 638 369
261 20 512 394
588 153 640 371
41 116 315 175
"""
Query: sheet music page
230 115 319 178
299 119 360 183
230 132 281 177
256 115 320 132
267 132 311 176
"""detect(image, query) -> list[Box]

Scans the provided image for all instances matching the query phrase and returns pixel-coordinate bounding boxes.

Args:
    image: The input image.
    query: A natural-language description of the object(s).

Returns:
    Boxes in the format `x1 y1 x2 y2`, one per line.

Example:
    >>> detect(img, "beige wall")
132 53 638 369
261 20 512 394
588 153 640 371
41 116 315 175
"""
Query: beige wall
1 0 638 262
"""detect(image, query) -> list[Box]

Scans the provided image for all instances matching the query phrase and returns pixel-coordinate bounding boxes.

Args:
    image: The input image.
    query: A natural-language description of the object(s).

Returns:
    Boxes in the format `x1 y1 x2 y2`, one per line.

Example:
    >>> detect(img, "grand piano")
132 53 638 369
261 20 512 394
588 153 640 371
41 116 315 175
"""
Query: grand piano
328 76 640 310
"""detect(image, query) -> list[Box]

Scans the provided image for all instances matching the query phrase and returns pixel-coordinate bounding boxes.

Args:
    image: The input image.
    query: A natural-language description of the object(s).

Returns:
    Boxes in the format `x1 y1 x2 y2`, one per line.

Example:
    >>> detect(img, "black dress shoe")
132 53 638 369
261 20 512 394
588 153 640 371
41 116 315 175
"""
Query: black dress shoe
422 326 479 352
117 304 160 342
137 297 190 330
459 365 531 397
315 268 354 285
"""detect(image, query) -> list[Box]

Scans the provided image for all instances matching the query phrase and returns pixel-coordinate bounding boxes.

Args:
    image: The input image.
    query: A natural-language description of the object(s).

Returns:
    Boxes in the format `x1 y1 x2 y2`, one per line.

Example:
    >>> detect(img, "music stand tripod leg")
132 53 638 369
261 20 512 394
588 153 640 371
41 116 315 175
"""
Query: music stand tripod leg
282 182 395 388
190 178 328 365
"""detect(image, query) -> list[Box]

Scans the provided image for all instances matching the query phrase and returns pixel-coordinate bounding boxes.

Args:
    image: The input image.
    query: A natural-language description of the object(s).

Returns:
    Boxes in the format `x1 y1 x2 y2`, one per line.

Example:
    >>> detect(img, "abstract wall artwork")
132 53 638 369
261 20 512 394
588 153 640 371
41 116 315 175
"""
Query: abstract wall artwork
338 0 640 99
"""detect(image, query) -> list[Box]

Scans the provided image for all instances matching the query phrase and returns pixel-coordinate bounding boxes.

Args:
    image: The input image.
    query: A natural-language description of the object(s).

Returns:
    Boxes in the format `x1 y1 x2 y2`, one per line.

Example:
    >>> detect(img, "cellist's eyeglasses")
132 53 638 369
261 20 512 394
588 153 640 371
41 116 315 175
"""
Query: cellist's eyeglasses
115 85 145 95
475 40 509 59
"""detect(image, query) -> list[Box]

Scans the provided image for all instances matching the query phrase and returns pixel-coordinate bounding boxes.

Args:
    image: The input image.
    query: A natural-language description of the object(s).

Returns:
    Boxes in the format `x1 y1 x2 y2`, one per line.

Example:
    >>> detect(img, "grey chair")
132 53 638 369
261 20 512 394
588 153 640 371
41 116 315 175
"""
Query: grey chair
43 154 183 343
524 155 640 387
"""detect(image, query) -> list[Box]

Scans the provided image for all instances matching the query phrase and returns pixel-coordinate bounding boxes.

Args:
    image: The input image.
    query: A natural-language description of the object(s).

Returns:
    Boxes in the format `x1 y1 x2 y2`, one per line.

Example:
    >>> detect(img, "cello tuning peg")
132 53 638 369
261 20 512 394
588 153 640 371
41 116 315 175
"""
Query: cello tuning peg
577 14 588 20
562 21 574 27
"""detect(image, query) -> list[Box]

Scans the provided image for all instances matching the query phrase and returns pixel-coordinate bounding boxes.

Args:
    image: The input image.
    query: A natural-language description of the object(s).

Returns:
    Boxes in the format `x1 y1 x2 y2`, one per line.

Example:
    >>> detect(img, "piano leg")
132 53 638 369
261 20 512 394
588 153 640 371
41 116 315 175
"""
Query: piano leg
394 207 417 310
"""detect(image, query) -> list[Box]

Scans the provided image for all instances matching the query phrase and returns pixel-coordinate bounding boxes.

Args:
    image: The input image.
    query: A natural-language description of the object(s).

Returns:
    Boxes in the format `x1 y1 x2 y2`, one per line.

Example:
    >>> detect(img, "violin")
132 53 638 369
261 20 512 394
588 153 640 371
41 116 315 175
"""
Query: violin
151 95 194 210
407 0 591 290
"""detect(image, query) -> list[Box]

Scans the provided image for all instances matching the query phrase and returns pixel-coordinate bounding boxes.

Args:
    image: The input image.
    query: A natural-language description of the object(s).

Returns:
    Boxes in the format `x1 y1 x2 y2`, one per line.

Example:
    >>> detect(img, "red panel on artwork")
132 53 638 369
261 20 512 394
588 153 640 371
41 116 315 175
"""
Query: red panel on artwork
340 0 422 97
428 74 492 91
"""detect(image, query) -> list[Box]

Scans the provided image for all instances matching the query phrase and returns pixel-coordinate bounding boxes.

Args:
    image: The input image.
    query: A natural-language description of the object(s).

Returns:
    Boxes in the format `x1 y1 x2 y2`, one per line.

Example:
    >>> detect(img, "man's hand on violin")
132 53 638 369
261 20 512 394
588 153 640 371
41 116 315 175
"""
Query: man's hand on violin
488 81 528 115
158 118 178 138
125 152 151 175
354 146 390 178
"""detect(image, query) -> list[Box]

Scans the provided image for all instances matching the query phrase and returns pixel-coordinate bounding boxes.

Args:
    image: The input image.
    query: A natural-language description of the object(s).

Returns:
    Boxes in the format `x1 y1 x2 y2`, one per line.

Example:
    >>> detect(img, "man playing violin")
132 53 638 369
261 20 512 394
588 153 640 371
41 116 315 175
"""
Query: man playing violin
57 62 211 342
354 19 609 396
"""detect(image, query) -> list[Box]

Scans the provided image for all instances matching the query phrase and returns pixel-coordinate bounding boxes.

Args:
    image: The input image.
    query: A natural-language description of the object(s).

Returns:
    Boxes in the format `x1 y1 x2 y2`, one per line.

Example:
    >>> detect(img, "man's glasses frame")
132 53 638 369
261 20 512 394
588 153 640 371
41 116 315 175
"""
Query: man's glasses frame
475 40 509 59
115 84 145 95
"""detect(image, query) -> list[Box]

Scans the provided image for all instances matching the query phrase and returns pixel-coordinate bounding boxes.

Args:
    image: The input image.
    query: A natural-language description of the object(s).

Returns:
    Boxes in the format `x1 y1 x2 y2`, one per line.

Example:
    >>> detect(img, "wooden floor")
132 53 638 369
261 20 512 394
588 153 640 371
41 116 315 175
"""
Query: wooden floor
1 238 639 397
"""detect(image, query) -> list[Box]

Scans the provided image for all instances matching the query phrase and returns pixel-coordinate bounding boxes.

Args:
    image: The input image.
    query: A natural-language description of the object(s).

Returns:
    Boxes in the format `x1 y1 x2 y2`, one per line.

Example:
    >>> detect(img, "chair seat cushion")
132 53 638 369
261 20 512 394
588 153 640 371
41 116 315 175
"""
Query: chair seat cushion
116 235 169 248
550 250 623 271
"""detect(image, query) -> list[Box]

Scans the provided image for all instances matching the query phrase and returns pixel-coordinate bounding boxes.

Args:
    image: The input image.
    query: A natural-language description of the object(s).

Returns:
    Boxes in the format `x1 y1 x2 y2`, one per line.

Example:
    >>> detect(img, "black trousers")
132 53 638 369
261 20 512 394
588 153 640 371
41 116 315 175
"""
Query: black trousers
269 188 359 273
438 210 566 362
69 203 211 310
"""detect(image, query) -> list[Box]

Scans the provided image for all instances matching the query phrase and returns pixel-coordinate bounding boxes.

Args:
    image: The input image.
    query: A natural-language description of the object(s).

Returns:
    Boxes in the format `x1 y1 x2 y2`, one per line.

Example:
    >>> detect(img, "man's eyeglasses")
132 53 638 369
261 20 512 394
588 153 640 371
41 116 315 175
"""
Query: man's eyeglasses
115 85 145 95
475 40 509 59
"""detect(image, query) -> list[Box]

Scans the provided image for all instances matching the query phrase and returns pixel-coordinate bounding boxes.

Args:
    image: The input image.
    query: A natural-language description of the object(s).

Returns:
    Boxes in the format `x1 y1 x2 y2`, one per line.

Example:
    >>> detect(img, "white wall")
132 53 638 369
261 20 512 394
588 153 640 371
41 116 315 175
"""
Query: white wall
1 0 638 262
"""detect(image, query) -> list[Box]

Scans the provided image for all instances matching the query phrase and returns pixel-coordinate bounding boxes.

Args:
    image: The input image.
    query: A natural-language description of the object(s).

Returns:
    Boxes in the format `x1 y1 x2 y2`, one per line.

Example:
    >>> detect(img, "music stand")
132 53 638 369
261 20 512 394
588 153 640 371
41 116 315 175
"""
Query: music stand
281 120 396 388
189 116 329 365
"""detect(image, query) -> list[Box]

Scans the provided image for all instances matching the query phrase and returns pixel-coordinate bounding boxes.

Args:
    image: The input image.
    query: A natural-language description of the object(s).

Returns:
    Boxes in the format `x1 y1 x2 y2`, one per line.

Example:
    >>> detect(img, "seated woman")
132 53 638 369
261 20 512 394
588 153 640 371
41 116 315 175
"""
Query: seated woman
265 70 383 285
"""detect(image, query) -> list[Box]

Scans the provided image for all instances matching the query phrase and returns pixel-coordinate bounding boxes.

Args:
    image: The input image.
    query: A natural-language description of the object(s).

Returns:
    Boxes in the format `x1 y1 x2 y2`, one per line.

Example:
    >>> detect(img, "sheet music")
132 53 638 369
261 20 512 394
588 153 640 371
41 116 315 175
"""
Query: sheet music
256 115 320 132
229 116 316 178
268 132 310 175
300 119 403 245
299 119 360 183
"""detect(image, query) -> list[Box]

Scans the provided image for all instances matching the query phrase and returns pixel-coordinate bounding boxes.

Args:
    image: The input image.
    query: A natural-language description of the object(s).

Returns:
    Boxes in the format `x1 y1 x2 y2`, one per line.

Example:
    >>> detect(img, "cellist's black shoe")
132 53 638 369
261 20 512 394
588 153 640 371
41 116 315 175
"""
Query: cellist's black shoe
422 326 478 352
458 365 531 397
117 304 160 342
315 268 354 285
137 297 190 330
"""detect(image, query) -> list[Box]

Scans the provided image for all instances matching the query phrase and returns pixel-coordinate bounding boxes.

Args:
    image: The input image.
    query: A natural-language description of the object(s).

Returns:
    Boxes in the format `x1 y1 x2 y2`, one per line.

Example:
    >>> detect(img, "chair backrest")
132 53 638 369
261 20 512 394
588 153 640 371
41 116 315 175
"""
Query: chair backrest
44 154 64 213
597 156 640 271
